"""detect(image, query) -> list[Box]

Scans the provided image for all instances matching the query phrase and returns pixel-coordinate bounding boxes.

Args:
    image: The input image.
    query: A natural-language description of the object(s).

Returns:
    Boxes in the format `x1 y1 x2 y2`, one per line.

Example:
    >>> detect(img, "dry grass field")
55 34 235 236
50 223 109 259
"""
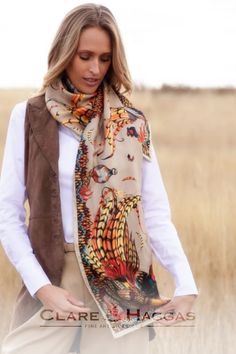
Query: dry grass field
0 87 235 353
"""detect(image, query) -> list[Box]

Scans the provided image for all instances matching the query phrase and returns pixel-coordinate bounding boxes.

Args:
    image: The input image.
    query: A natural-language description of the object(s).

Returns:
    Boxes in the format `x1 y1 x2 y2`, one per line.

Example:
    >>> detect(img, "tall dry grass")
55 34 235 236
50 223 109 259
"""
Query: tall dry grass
0 87 235 353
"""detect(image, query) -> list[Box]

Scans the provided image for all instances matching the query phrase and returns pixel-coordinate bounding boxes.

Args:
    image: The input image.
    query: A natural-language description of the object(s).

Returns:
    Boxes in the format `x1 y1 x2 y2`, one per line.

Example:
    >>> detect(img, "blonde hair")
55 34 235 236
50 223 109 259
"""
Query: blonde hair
36 3 132 95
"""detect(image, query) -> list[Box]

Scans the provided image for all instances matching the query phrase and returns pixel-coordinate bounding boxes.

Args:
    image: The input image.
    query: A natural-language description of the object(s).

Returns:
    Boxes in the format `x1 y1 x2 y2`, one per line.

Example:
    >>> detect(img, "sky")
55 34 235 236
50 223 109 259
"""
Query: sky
1 0 236 88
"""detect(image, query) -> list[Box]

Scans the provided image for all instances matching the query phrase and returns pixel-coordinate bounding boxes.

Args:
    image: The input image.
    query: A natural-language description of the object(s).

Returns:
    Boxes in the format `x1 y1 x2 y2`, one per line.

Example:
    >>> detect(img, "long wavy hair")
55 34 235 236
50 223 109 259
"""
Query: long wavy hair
36 3 132 95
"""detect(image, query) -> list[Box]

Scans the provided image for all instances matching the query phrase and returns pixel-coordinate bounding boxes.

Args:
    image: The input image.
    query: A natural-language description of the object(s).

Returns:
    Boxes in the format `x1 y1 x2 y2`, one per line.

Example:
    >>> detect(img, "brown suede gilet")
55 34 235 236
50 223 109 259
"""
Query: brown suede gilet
24 94 65 286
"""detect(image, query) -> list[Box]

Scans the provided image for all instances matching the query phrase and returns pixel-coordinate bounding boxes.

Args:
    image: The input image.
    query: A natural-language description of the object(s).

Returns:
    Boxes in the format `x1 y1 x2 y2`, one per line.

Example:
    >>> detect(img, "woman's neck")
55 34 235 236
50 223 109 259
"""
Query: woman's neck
61 72 80 94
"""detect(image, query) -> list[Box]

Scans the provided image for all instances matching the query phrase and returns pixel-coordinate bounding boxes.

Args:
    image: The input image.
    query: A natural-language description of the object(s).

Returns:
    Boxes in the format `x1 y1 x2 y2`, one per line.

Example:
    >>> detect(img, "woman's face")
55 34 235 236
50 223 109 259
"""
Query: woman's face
66 26 112 94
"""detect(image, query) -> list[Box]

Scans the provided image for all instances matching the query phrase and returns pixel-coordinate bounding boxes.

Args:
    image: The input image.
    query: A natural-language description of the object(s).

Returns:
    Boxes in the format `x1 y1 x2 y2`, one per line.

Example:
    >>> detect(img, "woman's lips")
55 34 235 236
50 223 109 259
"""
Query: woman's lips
83 78 100 86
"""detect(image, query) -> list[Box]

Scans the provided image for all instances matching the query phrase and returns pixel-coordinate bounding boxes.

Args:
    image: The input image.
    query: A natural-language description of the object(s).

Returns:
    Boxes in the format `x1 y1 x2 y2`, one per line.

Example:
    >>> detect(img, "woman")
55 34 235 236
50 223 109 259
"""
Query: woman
0 3 198 354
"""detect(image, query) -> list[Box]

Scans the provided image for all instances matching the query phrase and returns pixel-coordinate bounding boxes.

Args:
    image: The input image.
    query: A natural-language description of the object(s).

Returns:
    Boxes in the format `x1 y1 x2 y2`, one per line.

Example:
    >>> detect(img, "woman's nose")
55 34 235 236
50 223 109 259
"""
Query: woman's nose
89 59 100 76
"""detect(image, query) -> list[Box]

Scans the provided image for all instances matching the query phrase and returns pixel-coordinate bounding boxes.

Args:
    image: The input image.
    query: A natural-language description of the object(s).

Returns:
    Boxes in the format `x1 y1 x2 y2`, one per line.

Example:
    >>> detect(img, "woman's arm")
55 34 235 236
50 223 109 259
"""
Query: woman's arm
0 102 51 297
141 143 199 297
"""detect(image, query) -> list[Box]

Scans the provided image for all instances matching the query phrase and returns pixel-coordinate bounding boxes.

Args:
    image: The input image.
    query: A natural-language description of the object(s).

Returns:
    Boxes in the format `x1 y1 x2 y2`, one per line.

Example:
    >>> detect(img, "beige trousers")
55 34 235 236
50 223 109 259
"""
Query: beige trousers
1 243 150 354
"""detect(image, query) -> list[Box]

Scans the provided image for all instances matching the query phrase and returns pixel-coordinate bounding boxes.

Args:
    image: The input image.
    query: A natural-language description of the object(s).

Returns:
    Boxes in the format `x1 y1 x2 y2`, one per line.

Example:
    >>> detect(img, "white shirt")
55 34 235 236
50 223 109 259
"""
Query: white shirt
0 101 199 298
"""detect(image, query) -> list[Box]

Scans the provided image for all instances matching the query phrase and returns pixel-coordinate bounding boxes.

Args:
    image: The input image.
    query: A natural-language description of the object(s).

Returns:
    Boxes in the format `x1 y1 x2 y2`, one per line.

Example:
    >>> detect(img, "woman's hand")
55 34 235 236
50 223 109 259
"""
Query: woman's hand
35 284 91 319
156 294 198 326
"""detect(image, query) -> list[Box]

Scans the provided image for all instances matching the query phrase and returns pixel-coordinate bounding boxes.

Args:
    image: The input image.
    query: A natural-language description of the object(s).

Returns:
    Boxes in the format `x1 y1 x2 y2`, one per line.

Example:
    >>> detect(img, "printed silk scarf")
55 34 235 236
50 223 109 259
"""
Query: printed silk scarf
45 74 170 338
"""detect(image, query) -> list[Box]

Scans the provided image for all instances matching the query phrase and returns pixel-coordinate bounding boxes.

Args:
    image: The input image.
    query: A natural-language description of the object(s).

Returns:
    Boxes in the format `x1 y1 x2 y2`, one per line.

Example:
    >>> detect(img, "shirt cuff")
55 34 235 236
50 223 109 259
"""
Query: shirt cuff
16 254 52 298
174 288 199 297
171 259 199 297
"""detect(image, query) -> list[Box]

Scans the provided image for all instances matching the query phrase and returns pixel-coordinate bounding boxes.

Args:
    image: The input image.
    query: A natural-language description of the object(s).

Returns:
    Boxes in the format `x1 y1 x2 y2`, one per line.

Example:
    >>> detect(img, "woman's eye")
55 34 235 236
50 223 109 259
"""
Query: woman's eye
78 54 111 62
80 56 89 61
101 57 111 62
